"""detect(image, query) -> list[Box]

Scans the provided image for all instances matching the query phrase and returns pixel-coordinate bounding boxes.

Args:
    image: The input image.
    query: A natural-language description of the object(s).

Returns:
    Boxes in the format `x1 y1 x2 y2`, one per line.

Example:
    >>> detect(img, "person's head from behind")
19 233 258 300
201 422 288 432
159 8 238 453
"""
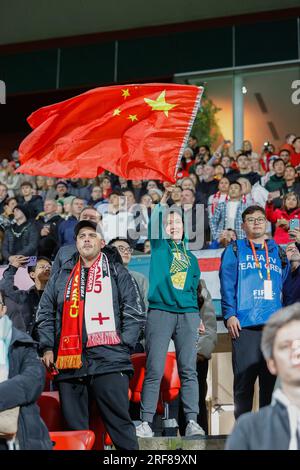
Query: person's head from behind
165 209 184 242
228 182 242 201
261 304 300 387
109 238 133 266
283 192 299 211
273 158 286 177
79 206 102 224
75 221 105 262
218 177 230 194
0 290 7 318
242 205 267 240
28 257 51 285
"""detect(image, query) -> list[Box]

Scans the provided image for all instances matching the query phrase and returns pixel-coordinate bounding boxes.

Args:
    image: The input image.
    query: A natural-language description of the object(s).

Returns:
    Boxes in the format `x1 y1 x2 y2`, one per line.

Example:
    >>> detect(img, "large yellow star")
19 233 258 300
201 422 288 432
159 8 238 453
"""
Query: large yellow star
128 114 138 122
144 90 177 117
122 89 130 99
113 108 121 116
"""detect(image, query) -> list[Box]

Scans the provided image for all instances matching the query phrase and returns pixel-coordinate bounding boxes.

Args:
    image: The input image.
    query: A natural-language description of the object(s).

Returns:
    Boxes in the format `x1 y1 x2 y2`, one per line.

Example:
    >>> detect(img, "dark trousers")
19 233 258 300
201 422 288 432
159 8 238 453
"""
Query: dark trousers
58 372 138 450
232 328 276 419
178 358 209 435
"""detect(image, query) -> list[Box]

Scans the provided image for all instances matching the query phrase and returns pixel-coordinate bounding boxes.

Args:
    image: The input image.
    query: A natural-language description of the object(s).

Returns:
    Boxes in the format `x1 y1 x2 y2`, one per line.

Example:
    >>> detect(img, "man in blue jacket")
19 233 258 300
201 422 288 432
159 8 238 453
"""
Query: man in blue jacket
220 205 292 418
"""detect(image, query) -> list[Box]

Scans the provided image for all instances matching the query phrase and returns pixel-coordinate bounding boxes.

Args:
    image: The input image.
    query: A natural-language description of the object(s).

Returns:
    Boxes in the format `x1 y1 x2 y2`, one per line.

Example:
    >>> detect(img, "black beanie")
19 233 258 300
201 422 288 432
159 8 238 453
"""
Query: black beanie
14 204 31 221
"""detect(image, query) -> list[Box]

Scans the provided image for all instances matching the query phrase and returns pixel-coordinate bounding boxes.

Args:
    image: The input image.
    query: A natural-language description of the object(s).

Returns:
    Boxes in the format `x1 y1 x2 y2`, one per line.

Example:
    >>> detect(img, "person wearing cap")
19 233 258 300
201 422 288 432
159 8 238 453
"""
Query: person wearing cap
2 205 39 264
18 181 43 219
55 180 71 200
36 220 145 450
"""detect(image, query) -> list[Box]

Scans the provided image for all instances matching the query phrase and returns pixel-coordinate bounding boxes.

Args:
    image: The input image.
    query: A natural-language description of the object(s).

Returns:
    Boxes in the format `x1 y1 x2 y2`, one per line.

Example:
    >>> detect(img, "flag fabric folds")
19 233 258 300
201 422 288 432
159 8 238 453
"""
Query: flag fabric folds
17 83 203 182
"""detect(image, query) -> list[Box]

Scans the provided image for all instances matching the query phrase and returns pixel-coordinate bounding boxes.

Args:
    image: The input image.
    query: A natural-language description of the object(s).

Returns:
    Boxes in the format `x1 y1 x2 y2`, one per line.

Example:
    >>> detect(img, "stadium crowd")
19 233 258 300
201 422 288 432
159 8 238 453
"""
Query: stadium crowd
0 132 300 450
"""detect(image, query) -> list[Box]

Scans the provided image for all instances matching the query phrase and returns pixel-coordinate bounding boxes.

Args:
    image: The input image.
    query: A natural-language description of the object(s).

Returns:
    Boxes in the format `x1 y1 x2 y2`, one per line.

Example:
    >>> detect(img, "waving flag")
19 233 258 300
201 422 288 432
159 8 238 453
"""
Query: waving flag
17 83 203 182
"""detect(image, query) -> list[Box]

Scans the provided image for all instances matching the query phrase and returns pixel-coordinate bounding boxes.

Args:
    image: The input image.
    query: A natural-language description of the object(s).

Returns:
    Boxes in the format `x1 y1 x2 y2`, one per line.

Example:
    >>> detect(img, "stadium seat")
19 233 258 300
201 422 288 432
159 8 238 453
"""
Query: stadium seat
50 430 95 450
38 391 65 431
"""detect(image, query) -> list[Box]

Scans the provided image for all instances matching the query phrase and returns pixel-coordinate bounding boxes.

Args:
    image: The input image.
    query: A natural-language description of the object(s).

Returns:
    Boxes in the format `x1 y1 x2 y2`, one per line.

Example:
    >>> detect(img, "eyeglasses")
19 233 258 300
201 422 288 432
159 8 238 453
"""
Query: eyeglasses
245 217 266 225
117 246 133 254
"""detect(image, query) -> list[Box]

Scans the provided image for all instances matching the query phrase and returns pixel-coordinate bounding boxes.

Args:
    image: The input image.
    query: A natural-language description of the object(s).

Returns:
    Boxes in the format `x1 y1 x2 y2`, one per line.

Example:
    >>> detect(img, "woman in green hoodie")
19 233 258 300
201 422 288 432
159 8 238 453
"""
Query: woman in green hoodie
136 185 204 438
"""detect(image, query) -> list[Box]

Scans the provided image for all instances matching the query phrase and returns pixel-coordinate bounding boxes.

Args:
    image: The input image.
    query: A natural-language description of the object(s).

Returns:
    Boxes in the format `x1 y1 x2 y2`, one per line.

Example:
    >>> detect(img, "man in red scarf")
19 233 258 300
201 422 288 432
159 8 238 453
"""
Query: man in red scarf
36 220 145 450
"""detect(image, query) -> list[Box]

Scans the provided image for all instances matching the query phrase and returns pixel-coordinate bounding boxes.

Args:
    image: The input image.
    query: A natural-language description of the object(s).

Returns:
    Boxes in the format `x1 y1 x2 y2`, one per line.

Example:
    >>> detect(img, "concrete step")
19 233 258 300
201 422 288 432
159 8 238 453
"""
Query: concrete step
138 435 226 450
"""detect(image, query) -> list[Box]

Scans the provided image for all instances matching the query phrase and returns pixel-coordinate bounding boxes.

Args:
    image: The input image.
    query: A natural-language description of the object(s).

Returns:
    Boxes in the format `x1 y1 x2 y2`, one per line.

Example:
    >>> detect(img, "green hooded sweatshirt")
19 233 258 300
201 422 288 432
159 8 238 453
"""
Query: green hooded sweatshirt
148 203 200 313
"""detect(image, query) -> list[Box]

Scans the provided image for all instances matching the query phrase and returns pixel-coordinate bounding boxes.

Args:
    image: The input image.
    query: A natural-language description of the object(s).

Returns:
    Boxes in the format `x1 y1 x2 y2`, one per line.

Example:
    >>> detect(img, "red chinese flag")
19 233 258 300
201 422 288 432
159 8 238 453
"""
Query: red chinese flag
17 83 203 182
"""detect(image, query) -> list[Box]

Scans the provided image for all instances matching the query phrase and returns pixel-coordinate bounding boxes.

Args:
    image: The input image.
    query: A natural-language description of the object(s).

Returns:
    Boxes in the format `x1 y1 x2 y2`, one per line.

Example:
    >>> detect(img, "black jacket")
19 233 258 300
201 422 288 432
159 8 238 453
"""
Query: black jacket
18 195 44 220
36 246 146 381
225 401 300 450
0 328 52 450
2 221 39 263
35 214 63 259
0 265 43 336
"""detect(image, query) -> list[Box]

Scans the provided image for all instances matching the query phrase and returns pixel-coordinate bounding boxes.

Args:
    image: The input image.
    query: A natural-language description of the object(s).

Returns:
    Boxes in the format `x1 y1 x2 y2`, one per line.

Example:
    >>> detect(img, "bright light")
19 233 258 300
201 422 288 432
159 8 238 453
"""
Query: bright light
242 86 247 94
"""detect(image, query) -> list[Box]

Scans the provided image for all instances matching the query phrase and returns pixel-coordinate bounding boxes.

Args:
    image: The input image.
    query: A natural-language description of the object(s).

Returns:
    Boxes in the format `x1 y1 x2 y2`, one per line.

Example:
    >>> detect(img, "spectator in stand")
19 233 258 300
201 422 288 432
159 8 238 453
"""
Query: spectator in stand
18 181 44 220
3 162 21 193
285 241 300 304
278 149 291 165
143 239 151 254
43 177 57 200
213 164 225 180
237 177 255 205
136 185 204 438
197 165 219 202
55 180 71 201
242 140 259 159
265 158 286 193
88 185 103 206
266 192 300 244
0 293 52 450
62 195 76 219
102 191 135 243
35 199 62 259
210 181 249 241
0 256 51 337
169 186 182 207
58 197 85 246
0 183 9 214
130 180 145 202
100 175 113 200
180 177 196 192
188 135 199 157
115 176 129 192
0 197 17 229
124 190 136 210
197 145 211 164
283 165 300 197
218 228 237 248
290 136 300 167
281 133 296 155
176 157 190 180
68 178 91 202
148 188 163 206
181 188 208 248
109 237 149 313
208 177 230 219
182 148 195 173
35 176 47 198
226 303 300 450
2 205 39 264
220 205 292 419
234 154 261 185
250 156 265 176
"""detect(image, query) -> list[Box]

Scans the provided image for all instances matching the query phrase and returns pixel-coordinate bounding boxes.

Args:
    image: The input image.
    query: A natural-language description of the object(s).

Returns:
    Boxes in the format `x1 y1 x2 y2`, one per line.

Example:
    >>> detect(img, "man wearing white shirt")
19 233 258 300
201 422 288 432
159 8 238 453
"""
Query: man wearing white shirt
102 191 136 243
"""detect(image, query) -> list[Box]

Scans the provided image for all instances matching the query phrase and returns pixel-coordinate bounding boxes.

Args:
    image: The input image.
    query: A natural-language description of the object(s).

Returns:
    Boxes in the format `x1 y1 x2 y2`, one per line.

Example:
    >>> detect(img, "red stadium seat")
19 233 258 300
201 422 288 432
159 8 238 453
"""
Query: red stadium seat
38 391 65 431
50 430 95 450
130 352 181 416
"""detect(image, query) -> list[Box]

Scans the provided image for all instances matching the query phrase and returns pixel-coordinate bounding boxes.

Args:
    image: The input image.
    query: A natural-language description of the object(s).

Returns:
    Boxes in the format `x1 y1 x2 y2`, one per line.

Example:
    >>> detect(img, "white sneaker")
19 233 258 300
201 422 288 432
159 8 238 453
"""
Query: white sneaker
135 421 154 438
185 420 205 437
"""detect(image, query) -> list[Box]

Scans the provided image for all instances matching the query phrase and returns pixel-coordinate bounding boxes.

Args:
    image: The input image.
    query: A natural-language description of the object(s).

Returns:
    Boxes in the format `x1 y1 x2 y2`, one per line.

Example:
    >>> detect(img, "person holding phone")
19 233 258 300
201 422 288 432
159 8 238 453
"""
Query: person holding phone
0 256 51 337
266 192 300 244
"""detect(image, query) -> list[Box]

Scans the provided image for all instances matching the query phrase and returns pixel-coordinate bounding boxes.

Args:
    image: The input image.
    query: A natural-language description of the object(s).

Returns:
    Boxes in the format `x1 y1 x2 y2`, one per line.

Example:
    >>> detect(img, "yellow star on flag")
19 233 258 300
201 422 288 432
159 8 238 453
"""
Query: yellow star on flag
113 108 121 116
122 89 130 99
128 114 138 122
144 90 177 117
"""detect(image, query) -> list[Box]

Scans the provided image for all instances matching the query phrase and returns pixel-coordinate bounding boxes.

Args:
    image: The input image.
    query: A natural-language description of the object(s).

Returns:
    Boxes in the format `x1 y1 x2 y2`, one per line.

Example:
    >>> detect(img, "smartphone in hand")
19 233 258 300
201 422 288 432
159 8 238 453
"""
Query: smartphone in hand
25 256 37 267
290 219 300 231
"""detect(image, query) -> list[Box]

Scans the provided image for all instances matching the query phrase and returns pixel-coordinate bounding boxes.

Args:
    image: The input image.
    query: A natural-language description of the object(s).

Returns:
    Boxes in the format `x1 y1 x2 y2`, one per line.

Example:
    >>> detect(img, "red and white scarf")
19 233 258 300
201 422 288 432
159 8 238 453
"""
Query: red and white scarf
56 252 120 370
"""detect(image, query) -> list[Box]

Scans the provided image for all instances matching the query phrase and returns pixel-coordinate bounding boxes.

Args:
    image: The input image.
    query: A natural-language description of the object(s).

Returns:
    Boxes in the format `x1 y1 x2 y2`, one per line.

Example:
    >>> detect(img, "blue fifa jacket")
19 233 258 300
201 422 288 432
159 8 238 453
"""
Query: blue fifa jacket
220 239 292 327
